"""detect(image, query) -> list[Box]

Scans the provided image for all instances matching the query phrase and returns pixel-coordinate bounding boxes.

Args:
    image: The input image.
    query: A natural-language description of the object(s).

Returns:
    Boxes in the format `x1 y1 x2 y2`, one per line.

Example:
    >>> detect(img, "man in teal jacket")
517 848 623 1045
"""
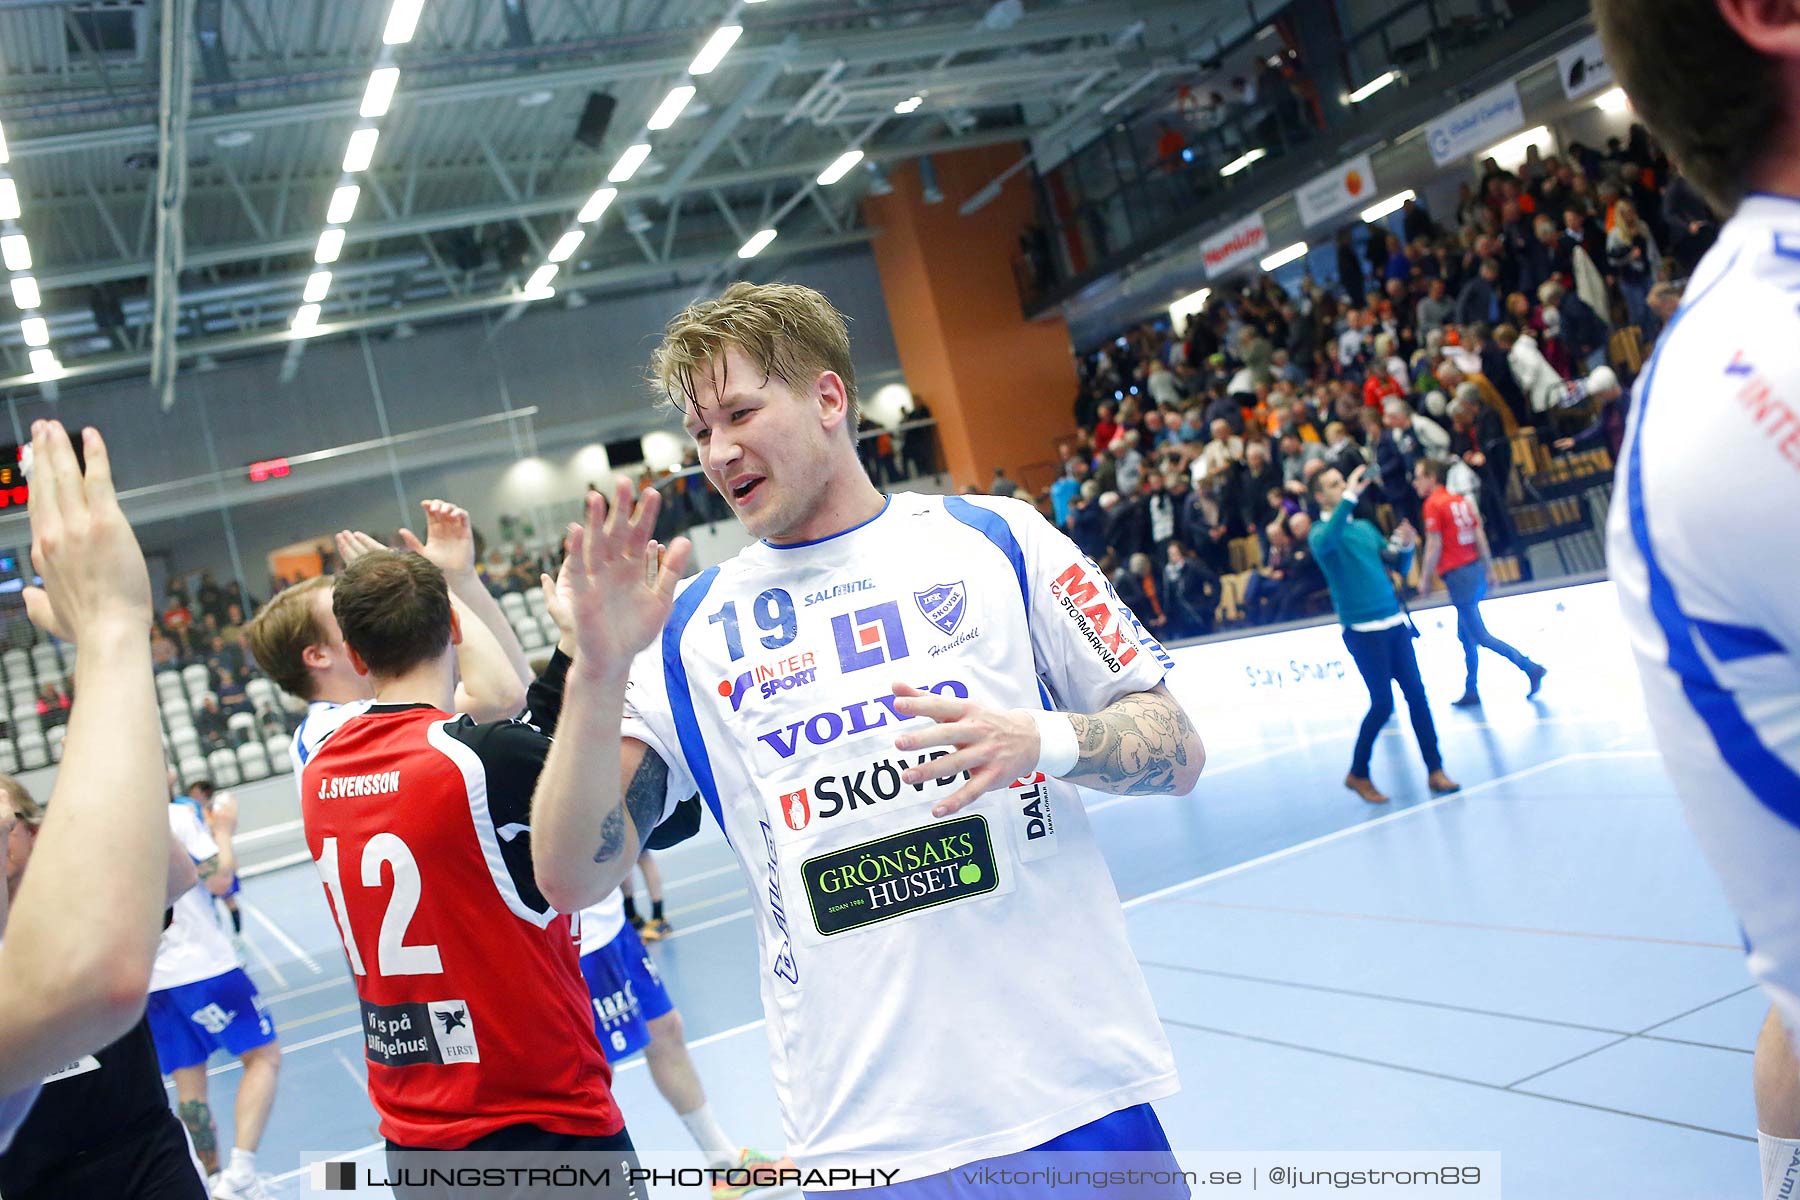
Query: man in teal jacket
1308 464 1461 804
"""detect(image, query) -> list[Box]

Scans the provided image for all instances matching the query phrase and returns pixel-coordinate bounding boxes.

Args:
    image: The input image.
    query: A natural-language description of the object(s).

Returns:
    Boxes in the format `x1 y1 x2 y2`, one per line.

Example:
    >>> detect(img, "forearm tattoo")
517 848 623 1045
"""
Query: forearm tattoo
196 855 220 880
1067 689 1196 796
592 749 670 864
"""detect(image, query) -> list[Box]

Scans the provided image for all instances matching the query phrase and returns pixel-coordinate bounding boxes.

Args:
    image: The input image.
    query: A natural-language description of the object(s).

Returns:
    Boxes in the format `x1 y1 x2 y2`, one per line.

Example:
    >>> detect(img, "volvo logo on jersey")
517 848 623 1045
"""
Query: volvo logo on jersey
913 581 966 636
755 679 969 760
773 750 973 833
361 998 480 1066
831 600 909 673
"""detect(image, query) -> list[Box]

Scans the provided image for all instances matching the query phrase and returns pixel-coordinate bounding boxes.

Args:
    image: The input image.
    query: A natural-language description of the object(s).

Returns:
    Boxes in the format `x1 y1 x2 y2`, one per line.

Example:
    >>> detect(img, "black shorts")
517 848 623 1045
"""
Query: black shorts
6 1113 207 1200
386 1122 640 1200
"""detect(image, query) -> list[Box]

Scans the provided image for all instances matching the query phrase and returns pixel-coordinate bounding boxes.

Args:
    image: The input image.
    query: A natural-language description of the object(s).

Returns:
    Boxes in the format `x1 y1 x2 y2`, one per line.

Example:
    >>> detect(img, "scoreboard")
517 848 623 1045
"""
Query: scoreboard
0 445 25 510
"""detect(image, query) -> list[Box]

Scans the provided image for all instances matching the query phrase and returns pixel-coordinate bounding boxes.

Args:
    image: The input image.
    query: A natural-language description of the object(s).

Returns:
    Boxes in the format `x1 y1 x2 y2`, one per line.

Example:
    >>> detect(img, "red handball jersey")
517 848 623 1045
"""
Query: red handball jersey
1422 487 1481 575
301 699 620 1149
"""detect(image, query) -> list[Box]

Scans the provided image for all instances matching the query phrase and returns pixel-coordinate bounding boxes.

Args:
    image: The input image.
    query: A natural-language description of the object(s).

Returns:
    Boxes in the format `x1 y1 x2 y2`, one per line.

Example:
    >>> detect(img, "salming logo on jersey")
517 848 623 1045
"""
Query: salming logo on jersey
759 821 799 985
316 770 402 799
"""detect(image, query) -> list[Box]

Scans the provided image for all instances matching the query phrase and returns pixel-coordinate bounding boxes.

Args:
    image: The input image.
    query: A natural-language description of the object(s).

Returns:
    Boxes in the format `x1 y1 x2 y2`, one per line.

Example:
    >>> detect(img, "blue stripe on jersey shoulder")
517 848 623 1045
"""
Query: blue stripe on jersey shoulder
294 712 315 765
1625 246 1800 827
663 567 730 846
942 495 1029 612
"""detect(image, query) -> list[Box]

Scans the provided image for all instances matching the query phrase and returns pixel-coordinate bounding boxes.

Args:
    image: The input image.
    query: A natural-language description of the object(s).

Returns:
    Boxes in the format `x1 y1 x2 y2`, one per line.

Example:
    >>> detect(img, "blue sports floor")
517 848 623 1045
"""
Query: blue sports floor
188 582 1758 1199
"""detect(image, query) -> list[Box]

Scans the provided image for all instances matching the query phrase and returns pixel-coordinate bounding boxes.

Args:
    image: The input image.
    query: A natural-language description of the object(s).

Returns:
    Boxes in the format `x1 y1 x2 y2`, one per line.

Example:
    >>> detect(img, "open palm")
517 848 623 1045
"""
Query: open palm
564 481 690 672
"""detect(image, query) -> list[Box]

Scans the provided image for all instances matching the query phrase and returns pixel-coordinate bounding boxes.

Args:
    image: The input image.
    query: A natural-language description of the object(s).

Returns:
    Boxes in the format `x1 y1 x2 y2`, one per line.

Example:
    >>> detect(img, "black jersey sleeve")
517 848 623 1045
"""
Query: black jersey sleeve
439 715 553 915
520 648 572 737
643 795 702 850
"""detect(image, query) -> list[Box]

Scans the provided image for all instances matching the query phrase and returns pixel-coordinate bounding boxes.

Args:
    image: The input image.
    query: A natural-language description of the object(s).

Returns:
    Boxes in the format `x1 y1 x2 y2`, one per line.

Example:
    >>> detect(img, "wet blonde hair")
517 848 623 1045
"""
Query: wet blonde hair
650 281 858 437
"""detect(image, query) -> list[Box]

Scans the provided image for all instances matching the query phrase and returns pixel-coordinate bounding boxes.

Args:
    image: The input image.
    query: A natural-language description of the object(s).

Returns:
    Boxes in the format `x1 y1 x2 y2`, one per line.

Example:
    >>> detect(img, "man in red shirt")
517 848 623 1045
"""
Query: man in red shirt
300 549 639 1196
1413 459 1545 706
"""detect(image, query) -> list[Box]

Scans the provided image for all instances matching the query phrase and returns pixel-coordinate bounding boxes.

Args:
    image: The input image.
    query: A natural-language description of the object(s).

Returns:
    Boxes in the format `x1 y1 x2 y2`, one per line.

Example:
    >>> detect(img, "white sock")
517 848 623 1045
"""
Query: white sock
224 1147 256 1182
679 1102 736 1166
1760 1131 1800 1200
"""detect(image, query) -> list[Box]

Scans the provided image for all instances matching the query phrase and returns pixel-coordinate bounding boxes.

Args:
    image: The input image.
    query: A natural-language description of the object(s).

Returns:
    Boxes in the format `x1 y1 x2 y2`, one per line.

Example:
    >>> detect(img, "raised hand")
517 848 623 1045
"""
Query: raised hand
397 499 475 581
205 790 238 836
27 422 151 643
563 481 690 674
334 529 387 567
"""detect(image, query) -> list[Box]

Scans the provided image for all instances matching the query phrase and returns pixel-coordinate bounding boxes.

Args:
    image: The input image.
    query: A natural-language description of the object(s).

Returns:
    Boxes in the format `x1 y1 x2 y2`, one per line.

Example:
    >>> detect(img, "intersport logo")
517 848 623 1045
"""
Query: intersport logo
755 680 970 760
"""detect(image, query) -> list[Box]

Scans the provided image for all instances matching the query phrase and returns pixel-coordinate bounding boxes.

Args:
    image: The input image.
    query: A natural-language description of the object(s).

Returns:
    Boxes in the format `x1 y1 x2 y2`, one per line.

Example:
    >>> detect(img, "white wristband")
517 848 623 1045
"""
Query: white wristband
1027 709 1081 778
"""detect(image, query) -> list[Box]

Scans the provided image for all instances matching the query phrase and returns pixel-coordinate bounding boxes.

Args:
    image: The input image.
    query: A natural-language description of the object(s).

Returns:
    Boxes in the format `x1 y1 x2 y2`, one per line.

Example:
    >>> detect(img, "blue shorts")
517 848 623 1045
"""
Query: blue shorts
809 1105 1187 1200
146 969 278 1071
578 920 673 1062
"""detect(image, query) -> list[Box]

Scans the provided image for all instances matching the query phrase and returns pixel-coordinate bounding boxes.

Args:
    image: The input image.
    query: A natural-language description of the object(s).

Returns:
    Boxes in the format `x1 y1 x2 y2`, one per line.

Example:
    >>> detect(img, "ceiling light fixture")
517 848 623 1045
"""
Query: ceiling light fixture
688 25 742 75
817 149 865 186
647 85 697 131
737 228 778 259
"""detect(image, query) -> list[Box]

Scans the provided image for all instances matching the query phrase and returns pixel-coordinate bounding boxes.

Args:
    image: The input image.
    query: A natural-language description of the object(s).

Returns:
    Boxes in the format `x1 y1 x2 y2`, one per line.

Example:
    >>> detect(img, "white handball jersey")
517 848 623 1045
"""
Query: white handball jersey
578 890 627 956
622 492 1182 1182
152 805 240 992
290 698 371 776
1606 194 1800 1042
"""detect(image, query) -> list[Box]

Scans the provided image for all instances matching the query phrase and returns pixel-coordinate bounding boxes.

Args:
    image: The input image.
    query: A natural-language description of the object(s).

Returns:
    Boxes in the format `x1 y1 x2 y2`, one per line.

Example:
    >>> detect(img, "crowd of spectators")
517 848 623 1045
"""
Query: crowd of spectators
1045 124 1701 642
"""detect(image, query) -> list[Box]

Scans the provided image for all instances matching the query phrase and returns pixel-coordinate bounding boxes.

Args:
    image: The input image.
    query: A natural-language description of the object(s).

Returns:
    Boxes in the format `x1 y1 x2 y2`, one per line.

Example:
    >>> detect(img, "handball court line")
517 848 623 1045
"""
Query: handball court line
246 753 1626 1087
260 1021 776 1193
1142 958 1759 1054
241 899 324 975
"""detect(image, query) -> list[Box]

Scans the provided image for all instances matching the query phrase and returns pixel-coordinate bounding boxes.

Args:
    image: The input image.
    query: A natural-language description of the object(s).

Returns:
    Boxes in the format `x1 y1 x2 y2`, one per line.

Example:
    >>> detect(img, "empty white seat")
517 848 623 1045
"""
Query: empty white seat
2 649 28 680
0 742 17 775
524 586 547 615
265 733 293 774
178 755 208 786
29 644 58 678
206 748 241 787
246 678 278 711
499 592 528 619
170 727 200 757
236 742 270 781
181 663 211 692
227 711 258 738
539 614 561 645
515 621 545 651
47 725 65 762
16 733 46 770
280 692 306 715
9 706 39 738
